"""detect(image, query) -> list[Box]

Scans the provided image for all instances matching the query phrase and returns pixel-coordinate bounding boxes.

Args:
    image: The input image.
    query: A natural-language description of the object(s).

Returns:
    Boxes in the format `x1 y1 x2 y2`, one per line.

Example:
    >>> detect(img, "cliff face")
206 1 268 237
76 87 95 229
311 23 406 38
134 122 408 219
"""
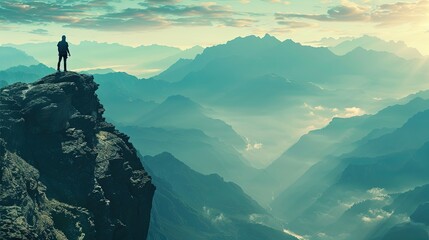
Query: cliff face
0 72 155 240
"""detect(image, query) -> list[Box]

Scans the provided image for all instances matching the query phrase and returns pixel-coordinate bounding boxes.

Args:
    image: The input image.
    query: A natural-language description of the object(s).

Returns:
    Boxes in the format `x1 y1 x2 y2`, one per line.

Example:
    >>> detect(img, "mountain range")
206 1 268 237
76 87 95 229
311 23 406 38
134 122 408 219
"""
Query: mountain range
3 34 429 175
3 42 203 78
2 34 429 240
253 97 429 204
0 46 39 70
145 34 429 167
329 35 424 60
270 95 429 240
143 152 296 240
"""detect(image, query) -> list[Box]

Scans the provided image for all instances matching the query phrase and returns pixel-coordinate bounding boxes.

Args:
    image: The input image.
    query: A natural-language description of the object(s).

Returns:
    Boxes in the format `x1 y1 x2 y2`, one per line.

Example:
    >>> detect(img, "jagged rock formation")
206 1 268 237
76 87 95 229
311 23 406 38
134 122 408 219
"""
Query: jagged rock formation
0 72 155 240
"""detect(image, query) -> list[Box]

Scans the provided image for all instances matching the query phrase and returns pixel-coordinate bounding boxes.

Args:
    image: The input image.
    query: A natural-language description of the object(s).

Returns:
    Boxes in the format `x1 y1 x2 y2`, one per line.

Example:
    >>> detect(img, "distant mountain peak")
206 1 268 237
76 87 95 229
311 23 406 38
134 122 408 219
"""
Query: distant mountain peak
331 35 423 59
165 94 192 101
282 38 302 47
226 34 281 45
262 33 281 41
160 94 202 111
348 46 367 53
262 33 273 38
343 46 403 61
360 34 382 41
0 46 39 71
5 63 52 72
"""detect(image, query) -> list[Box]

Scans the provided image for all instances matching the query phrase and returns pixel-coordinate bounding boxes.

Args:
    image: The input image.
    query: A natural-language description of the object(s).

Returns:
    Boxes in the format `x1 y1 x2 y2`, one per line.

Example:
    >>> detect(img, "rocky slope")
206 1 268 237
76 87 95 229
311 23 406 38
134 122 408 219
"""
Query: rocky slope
0 72 155 240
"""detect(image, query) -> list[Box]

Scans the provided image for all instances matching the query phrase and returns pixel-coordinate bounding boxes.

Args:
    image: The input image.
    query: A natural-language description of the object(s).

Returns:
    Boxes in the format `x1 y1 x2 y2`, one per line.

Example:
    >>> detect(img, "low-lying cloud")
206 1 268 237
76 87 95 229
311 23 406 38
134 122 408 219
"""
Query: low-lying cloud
337 107 366 118
367 188 389 201
361 209 393 223
202 206 229 224
304 103 365 119
245 137 263 151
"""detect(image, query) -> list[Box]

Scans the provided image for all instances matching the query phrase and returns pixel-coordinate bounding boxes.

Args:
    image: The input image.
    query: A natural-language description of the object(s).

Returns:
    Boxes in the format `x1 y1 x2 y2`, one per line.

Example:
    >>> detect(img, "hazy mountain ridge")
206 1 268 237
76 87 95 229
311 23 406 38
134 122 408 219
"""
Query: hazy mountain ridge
117 94 259 193
134 94 246 149
143 152 297 240
5 36 428 167
330 35 424 60
2 34 429 240
0 46 39 71
144 34 429 168
0 64 55 84
3 42 203 78
119 126 256 184
262 97 429 200
270 97 429 239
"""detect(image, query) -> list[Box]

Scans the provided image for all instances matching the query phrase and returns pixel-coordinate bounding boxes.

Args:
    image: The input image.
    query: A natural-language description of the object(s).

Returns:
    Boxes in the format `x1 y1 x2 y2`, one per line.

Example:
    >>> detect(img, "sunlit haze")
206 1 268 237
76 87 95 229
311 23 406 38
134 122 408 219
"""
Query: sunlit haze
0 0 428 53
3 1 429 240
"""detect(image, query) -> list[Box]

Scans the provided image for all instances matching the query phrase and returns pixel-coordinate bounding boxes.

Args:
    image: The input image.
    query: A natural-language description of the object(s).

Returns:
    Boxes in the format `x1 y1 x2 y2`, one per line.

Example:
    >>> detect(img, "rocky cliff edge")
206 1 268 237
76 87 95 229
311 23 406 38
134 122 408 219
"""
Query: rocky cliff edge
0 72 155 240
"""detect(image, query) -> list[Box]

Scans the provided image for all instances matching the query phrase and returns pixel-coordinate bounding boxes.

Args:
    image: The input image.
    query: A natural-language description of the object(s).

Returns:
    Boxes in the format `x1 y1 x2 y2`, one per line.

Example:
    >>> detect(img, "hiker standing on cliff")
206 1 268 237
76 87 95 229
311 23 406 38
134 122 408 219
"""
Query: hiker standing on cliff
57 35 71 72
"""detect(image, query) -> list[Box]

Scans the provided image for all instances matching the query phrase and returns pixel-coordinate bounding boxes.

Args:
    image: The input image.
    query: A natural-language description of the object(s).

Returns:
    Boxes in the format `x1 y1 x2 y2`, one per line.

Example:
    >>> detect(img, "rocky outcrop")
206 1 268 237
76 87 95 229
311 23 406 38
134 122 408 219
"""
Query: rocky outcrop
0 72 155 240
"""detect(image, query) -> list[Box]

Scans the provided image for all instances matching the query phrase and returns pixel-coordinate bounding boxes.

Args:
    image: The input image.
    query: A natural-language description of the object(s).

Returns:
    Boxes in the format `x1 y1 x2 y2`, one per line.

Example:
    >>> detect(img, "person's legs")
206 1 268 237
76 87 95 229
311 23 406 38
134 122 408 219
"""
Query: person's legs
64 57 67 72
57 56 62 71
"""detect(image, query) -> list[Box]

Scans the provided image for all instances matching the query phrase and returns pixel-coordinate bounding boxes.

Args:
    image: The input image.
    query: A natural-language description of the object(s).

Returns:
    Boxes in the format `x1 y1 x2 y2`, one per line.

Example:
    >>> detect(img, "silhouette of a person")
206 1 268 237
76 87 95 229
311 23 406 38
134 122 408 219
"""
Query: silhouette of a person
57 35 71 72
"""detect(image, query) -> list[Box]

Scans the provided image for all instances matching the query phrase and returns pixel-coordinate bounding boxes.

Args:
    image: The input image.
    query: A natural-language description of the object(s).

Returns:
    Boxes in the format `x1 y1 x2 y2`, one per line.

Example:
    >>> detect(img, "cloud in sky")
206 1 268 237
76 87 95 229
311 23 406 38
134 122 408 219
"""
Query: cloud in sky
265 0 291 5
69 3 257 30
277 20 317 29
371 0 429 26
1 0 428 55
1 0 427 33
239 0 251 4
0 1 82 24
145 0 181 5
0 0 258 31
276 0 429 26
29 28 49 35
0 24 11 30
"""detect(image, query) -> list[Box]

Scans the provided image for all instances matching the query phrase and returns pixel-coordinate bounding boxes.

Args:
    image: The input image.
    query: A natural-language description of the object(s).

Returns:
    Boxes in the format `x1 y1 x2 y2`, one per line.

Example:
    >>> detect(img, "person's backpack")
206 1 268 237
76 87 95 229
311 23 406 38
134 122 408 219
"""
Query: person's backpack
57 41 68 55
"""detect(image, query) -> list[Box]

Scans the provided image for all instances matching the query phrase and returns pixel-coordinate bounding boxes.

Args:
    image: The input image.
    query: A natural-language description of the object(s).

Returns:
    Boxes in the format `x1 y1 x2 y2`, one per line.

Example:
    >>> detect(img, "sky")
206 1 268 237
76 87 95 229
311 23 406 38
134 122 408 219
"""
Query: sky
0 0 428 54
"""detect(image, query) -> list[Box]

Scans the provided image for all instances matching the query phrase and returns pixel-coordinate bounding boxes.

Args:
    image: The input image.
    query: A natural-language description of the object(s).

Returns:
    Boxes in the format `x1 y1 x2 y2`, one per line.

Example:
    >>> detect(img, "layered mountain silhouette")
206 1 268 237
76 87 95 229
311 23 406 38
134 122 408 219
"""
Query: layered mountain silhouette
3 34 429 240
270 96 429 240
118 95 256 188
8 35 428 170
254 97 429 204
0 64 55 84
0 47 39 70
134 95 245 148
120 126 255 184
329 35 423 60
143 152 297 240
5 42 203 78
145 34 429 166
92 72 161 123
154 34 429 107
0 72 155 239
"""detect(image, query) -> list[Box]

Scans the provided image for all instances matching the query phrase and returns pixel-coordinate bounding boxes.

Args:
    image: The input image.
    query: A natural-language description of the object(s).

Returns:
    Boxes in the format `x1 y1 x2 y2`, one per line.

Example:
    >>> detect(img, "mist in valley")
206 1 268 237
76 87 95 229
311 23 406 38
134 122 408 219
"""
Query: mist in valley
3 32 429 240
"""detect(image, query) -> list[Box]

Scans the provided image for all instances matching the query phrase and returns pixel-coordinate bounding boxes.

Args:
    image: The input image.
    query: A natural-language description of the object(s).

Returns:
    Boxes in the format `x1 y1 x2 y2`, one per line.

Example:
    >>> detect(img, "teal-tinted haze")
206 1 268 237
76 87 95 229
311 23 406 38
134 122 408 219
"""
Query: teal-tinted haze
0 0 428 54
